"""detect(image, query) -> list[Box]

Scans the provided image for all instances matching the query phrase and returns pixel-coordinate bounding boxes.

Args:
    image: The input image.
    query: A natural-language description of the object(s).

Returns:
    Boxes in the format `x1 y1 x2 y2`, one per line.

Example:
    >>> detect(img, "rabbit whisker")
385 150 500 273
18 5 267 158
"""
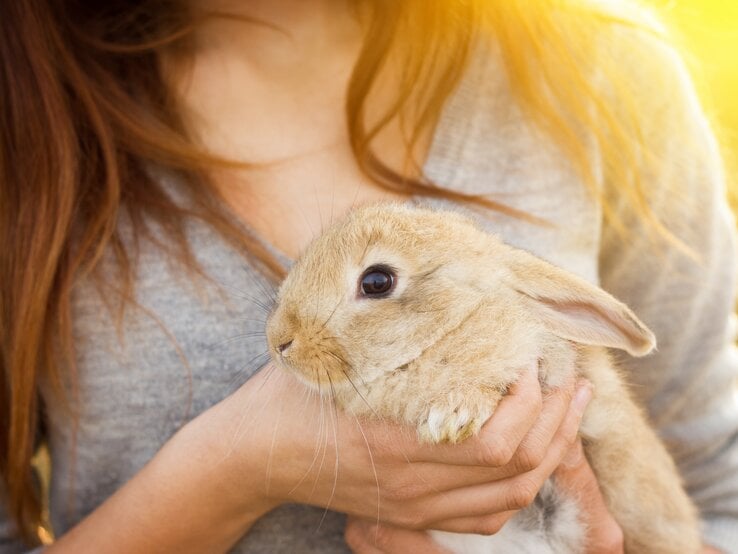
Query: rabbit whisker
264 395 283 496
213 279 275 315
287 382 326 496
225 362 278 461
340 368 380 420
412 264 443 282
320 348 347 368
321 350 370 389
317 298 342 333
232 316 269 325
208 332 267 352
226 351 271 393
253 357 278 393
310 290 320 328
295 368 328 500
316 371 340 530
358 237 372 267
244 265 279 305
348 407 381 531
310 373 332 502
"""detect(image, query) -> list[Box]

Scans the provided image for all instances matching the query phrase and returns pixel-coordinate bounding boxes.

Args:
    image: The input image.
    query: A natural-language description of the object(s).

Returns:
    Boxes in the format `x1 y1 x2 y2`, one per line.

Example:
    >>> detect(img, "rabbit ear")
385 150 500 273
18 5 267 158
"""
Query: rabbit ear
507 251 656 357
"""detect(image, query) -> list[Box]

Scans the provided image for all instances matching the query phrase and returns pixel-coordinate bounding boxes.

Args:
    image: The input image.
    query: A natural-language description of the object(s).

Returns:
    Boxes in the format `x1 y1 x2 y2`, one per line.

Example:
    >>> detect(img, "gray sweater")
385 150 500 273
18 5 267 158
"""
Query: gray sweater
2 26 737 554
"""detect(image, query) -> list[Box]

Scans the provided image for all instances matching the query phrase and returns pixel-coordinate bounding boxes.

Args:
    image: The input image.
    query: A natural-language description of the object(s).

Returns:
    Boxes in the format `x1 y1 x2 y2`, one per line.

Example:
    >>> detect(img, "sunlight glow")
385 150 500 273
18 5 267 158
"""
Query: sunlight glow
665 1 738 207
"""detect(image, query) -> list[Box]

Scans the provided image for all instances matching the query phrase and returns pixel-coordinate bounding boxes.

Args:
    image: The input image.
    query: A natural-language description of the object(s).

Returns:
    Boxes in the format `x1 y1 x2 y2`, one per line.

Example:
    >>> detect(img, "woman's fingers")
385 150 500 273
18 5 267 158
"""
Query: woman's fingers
400 384 592 530
511 377 580 472
393 376 585 497
421 510 518 536
279 367 591 531
555 440 624 554
365 377 589 510
402 368 545 466
345 518 452 554
469 368 545 467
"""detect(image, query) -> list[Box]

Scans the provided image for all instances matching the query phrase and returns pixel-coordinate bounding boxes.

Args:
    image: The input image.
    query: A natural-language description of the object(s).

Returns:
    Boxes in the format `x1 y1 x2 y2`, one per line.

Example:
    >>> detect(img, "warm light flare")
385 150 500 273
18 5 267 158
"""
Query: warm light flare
666 1 738 209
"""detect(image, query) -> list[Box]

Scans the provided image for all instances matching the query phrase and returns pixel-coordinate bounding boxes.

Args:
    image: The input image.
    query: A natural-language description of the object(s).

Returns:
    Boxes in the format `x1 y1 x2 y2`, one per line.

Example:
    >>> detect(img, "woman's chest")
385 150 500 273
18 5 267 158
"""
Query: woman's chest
215 146 409 260
44 187 601 538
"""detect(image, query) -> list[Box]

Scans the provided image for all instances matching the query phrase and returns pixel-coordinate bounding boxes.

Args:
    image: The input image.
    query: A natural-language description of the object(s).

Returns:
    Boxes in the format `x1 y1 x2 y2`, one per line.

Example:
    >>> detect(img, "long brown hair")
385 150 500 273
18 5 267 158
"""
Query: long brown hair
1 0 679 543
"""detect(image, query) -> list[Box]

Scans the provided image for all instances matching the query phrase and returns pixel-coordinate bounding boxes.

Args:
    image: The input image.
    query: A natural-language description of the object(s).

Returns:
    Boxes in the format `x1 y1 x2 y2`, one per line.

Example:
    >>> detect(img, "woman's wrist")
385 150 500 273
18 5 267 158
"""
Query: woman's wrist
175 383 281 529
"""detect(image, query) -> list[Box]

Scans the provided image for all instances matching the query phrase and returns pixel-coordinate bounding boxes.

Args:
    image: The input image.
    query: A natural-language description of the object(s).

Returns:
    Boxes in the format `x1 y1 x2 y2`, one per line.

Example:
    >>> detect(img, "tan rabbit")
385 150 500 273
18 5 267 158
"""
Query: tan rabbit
266 203 700 554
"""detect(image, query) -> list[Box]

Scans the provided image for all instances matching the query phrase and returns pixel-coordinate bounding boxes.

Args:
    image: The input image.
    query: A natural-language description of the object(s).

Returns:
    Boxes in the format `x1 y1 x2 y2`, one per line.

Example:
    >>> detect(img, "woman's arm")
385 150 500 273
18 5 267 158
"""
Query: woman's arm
344 422 626 554
46 396 271 553
1 365 586 553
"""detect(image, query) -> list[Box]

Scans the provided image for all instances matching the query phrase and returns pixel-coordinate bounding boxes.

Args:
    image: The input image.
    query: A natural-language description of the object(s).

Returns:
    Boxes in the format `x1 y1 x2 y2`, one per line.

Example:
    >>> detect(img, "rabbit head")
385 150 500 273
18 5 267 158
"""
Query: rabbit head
267 203 656 394
266 204 501 390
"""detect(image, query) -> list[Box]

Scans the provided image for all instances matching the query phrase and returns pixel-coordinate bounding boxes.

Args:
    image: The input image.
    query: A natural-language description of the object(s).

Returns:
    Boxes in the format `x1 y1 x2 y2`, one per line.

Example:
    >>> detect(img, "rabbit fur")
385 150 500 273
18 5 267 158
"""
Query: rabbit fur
266 203 700 553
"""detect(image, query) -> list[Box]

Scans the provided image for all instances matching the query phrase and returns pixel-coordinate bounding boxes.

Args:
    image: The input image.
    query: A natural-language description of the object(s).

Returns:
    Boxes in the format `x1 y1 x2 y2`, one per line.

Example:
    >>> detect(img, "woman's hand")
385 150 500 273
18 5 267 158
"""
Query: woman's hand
223 364 593 535
344 441 725 554
344 517 452 554
340 385 598 554
45 364 590 554
554 440 624 553
343 439 620 554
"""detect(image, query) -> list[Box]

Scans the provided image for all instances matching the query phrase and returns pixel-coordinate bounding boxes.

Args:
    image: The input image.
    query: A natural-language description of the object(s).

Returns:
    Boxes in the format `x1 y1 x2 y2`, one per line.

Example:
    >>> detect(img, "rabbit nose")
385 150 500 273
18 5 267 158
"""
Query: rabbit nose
277 339 293 355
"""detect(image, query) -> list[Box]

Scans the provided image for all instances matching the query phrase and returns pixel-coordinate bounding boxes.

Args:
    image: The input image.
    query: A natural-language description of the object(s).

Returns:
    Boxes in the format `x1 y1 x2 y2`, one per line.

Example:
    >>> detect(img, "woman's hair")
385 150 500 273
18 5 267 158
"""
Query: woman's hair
0 0 676 543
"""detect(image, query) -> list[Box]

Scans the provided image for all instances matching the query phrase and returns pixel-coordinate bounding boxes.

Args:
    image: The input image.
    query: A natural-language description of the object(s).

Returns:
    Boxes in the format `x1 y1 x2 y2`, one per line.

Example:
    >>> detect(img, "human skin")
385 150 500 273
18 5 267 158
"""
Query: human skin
344 440 626 554
41 0 718 552
46 365 587 553
345 459 723 554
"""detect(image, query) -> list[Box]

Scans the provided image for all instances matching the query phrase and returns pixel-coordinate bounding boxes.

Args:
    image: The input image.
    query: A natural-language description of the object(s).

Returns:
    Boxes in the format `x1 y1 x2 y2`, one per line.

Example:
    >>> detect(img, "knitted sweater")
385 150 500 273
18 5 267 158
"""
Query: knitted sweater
2 24 737 554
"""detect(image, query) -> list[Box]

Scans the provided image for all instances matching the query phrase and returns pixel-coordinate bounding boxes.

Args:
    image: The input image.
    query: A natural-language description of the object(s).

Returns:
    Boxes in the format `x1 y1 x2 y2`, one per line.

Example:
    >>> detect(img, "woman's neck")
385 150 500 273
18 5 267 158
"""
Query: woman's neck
187 0 364 69
163 1 431 257
167 0 366 163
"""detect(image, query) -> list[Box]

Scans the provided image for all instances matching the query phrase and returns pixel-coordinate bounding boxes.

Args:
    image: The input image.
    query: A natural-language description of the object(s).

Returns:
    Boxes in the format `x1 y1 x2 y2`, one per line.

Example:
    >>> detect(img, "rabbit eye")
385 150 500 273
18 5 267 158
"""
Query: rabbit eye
360 265 395 297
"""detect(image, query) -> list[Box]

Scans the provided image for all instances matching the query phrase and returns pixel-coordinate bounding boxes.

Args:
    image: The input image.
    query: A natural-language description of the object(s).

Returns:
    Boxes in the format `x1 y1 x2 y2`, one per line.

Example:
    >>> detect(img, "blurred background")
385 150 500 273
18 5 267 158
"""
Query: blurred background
666 0 738 211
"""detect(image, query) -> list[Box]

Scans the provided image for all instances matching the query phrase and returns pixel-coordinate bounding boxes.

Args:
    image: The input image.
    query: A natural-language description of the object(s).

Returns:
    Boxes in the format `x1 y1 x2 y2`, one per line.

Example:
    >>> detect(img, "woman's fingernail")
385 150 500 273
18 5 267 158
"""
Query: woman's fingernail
573 380 593 414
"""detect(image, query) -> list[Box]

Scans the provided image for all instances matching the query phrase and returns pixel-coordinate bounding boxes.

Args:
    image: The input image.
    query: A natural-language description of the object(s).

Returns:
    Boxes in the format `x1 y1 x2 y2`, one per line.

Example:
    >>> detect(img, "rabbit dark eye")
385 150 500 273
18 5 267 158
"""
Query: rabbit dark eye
360 265 395 297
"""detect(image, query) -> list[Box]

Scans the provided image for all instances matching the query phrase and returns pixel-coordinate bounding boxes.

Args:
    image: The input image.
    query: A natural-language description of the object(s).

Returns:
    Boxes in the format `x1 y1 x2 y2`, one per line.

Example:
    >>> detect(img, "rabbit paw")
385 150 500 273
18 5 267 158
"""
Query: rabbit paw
417 391 501 444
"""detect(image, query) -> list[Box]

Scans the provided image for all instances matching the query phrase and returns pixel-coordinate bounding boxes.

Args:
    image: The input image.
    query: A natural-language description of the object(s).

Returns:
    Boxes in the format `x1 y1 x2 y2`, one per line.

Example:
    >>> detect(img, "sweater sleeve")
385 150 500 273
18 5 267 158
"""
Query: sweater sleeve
597 27 738 553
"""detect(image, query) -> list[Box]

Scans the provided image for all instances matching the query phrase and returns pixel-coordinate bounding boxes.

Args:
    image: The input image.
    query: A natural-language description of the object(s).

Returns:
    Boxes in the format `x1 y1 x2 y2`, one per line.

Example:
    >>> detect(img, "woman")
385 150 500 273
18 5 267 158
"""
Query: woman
1 0 735 552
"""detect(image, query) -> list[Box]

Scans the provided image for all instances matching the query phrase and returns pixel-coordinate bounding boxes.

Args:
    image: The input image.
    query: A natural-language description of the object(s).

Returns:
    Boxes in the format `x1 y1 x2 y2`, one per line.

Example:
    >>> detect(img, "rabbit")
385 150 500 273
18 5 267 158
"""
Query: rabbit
266 202 700 553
